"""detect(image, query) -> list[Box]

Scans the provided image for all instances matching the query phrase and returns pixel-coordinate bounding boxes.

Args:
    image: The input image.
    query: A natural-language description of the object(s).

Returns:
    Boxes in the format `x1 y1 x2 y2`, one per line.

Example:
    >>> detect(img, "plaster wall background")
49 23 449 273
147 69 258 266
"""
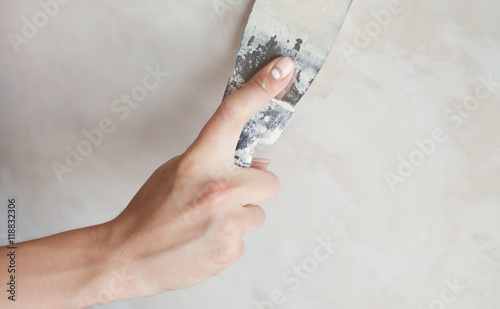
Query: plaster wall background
1 0 499 308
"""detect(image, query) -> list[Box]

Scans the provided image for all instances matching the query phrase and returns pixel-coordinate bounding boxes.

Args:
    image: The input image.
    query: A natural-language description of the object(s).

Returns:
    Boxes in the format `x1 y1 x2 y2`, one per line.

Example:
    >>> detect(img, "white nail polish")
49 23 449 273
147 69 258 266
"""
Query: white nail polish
271 68 281 80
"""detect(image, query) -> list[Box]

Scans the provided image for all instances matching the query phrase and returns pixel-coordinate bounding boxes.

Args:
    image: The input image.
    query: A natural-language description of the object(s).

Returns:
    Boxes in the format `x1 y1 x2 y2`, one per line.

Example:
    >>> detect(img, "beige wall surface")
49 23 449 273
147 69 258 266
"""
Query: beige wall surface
1 0 499 308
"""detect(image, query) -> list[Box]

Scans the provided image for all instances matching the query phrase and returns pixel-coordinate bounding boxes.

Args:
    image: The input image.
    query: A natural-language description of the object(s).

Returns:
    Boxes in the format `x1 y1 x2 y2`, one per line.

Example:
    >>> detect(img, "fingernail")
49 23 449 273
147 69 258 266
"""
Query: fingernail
252 158 271 164
251 158 271 170
271 57 295 81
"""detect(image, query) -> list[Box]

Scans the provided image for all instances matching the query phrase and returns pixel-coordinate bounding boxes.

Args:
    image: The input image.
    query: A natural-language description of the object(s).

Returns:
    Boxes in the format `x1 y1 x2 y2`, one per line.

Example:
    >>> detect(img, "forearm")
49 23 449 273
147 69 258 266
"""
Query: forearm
1 223 138 309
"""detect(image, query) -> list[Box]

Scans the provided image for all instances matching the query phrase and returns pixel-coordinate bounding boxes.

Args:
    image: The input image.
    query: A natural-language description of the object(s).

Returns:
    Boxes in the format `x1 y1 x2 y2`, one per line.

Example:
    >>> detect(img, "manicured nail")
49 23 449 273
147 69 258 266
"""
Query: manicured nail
252 158 271 164
271 57 295 81
251 158 271 170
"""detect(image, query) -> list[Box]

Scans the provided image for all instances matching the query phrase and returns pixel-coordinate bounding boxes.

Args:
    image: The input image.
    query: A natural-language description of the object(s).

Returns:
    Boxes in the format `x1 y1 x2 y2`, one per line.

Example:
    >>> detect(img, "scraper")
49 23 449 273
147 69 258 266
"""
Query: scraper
224 0 353 167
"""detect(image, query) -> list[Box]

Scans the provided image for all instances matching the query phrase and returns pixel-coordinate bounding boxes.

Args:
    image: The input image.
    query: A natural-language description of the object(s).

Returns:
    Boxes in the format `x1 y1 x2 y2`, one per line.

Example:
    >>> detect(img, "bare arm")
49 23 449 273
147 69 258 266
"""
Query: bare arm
1 57 295 308
1 224 134 308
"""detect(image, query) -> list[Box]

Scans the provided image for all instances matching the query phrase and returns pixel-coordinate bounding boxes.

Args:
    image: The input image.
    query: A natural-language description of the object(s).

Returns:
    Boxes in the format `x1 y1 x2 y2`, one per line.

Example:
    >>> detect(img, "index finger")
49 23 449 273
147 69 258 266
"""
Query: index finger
192 57 295 156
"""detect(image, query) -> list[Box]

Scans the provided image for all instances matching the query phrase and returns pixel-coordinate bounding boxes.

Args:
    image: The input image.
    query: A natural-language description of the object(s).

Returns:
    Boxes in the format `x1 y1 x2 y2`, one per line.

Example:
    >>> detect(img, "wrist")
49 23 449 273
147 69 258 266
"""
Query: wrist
75 222 143 308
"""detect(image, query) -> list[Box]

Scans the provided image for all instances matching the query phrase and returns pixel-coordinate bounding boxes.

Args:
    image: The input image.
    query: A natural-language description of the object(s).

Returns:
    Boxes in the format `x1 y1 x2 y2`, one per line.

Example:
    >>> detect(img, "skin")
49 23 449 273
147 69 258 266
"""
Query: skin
1 57 295 308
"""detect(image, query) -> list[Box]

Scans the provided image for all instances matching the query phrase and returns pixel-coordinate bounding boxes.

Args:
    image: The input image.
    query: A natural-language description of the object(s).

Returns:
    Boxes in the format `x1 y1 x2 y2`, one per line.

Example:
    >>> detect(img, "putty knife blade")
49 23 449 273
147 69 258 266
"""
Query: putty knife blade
225 0 353 167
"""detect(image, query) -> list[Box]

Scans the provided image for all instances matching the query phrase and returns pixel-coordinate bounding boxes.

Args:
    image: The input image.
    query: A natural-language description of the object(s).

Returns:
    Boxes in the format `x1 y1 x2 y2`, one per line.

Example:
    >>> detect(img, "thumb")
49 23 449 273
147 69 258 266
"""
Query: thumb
192 57 295 156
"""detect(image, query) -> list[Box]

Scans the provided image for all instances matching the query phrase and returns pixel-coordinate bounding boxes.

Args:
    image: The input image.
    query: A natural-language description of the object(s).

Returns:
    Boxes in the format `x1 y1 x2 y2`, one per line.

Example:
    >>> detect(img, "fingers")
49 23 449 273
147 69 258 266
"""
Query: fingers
216 205 265 235
193 57 295 155
241 205 266 234
232 168 280 206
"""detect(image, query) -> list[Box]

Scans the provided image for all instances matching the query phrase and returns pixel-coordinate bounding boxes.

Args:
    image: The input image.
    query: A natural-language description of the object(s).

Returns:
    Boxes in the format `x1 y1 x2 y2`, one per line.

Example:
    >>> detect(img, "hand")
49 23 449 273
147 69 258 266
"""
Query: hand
0 57 294 309
106 57 295 299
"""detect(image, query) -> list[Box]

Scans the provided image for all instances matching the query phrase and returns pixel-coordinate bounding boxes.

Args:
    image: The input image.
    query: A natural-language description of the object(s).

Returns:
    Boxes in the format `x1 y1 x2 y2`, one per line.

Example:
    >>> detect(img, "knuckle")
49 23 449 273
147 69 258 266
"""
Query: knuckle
247 76 272 99
175 153 200 177
213 239 244 267
255 206 266 225
268 173 281 196
213 213 241 237
152 156 181 182
154 155 177 172
196 180 234 210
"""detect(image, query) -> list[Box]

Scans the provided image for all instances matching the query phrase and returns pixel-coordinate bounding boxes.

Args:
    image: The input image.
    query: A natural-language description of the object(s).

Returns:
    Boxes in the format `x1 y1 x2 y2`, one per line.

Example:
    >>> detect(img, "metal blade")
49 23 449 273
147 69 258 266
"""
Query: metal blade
225 0 353 167
224 0 353 105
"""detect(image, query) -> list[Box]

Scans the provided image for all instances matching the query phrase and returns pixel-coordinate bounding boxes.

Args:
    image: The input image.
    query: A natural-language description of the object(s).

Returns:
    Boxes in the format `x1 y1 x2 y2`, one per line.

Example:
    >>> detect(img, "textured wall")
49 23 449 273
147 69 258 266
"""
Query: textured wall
1 0 499 308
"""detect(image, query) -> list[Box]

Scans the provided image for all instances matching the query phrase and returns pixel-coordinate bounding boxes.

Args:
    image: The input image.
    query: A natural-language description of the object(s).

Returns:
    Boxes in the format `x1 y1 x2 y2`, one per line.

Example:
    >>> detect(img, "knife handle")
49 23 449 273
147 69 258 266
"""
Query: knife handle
234 99 295 168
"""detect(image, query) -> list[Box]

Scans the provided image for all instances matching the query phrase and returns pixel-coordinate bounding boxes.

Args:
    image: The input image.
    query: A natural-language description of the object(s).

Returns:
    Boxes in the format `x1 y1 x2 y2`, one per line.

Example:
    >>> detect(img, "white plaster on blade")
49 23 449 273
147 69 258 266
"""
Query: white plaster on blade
238 0 352 97
227 0 352 167
234 98 295 167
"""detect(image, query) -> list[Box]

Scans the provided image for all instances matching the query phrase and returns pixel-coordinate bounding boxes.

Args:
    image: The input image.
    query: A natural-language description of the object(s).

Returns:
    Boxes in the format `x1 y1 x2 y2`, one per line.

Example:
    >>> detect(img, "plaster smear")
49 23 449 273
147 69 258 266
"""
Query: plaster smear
226 0 352 167
234 99 295 167
226 0 352 104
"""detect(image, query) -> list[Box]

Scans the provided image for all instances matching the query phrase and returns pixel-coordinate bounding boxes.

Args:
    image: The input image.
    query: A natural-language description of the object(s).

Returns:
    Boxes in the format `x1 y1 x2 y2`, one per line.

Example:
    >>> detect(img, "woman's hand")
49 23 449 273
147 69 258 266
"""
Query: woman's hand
109 58 293 296
0 57 294 309
99 57 295 300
